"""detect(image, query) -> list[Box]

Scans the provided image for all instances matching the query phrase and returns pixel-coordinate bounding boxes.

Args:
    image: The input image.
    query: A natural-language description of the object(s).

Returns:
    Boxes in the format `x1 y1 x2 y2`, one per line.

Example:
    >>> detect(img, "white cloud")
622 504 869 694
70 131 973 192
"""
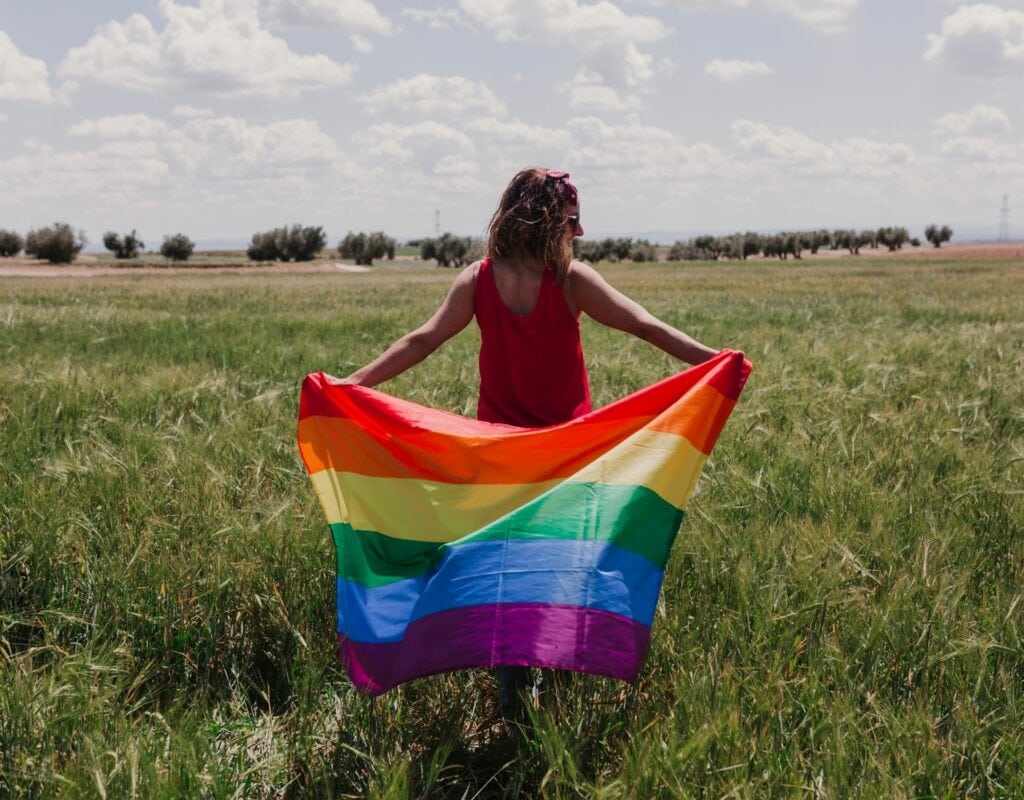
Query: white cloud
4 112 349 206
354 120 475 161
460 0 667 45
167 116 346 175
357 73 506 116
351 120 487 195
58 0 356 98
567 114 728 183
0 143 171 202
457 0 670 104
350 34 375 53
730 118 827 162
934 104 1011 135
463 118 573 178
0 30 54 102
265 0 394 33
466 118 573 150
172 104 215 118
730 119 913 178
925 4 1024 76
644 0 857 32
568 72 637 110
586 40 657 88
433 154 478 175
705 58 773 81
940 135 1019 162
401 2 675 107
69 114 170 140
401 6 468 29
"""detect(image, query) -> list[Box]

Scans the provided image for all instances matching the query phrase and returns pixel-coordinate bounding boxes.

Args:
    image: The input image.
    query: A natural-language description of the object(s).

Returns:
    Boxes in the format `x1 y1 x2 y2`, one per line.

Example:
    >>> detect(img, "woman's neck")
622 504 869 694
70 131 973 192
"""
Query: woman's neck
493 255 546 276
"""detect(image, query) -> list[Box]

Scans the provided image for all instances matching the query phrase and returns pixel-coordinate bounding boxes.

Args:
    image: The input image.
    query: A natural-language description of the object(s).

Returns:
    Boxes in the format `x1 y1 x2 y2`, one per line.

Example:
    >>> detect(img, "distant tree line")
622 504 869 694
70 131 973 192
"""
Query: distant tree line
244 226 400 266
0 223 198 264
102 229 196 261
575 238 658 263
413 233 481 267
664 225 952 261
0 221 958 265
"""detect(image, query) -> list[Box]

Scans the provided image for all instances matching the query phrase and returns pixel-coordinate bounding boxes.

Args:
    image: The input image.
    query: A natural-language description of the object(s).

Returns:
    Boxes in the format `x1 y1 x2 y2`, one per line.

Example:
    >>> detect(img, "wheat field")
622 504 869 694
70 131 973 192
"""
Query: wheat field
1 256 1022 798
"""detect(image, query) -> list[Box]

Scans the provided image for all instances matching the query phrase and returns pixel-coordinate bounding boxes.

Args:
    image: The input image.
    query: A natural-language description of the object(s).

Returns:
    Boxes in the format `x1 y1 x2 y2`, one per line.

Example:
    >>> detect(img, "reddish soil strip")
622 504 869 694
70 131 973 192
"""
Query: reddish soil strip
0 258 358 278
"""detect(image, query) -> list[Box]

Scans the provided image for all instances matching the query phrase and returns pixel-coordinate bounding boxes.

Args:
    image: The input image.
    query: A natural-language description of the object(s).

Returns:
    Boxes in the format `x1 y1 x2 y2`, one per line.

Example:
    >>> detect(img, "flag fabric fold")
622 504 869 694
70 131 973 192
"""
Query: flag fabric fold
298 349 752 695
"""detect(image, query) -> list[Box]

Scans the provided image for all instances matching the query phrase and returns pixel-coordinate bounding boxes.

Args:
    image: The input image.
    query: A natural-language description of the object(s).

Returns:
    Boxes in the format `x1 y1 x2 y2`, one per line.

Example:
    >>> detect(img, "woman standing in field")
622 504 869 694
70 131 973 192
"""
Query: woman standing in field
343 167 720 718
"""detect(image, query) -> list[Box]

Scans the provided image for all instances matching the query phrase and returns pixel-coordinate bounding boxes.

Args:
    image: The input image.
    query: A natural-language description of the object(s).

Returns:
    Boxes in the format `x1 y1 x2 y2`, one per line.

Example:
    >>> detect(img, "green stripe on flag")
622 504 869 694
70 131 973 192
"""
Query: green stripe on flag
331 481 685 588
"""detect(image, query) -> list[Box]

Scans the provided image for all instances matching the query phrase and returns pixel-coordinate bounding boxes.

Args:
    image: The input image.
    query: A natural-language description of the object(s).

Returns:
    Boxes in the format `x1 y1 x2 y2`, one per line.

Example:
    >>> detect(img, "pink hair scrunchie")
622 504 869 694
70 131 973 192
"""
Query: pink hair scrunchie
545 169 578 206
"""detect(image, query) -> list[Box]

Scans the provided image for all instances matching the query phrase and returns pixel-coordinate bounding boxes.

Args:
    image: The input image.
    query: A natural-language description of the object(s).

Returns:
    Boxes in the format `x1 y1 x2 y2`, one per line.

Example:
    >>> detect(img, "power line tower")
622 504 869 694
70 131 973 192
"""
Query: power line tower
998 195 1009 242
434 209 441 237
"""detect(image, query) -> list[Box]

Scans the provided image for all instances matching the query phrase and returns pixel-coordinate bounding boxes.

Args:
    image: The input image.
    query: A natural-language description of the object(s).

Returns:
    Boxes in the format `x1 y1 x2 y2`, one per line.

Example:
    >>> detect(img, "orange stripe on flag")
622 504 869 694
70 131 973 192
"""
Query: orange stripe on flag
299 383 730 483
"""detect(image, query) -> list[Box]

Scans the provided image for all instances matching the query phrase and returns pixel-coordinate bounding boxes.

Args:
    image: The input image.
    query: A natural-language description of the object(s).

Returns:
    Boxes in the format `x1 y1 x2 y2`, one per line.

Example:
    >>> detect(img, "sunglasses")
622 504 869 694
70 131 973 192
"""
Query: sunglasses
567 213 582 235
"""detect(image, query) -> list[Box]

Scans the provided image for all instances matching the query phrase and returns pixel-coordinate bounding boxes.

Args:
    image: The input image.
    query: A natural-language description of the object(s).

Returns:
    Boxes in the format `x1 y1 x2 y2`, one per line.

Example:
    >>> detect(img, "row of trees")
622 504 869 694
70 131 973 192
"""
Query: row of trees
12 223 88 264
666 225 954 262
244 226 399 265
2 221 957 265
337 231 396 265
0 221 395 265
105 230 195 260
0 224 196 263
247 229 474 267
412 234 481 268
575 238 658 263
247 225 327 262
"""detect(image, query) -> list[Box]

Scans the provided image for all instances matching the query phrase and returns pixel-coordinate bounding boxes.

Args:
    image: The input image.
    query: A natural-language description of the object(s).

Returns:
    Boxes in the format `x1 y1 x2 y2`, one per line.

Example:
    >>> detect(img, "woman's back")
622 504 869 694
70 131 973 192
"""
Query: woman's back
475 258 591 427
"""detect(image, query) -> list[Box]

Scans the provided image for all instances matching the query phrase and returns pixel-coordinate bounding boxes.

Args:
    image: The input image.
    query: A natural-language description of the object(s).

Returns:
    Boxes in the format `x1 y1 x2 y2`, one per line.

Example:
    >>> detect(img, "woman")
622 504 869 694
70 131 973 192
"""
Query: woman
344 167 719 719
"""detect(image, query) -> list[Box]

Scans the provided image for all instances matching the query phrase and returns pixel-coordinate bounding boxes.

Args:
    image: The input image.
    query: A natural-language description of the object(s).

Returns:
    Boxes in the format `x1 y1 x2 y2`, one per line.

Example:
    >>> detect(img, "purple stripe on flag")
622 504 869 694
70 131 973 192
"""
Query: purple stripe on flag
339 602 651 696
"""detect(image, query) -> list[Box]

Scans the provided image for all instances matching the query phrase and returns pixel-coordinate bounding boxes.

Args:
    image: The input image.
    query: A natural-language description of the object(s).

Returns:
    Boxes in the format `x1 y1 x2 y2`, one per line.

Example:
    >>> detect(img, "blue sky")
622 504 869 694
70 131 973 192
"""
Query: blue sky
1 0 1022 246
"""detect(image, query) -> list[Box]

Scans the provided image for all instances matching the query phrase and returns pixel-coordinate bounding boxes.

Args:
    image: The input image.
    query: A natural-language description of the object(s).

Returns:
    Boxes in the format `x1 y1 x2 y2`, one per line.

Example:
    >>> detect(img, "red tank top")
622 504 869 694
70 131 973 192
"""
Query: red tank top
475 258 592 427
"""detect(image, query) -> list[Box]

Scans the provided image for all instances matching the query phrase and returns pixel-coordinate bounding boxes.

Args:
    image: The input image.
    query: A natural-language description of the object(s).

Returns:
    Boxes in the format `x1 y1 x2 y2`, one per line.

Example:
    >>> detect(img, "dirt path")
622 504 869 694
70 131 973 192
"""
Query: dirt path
0 259 384 278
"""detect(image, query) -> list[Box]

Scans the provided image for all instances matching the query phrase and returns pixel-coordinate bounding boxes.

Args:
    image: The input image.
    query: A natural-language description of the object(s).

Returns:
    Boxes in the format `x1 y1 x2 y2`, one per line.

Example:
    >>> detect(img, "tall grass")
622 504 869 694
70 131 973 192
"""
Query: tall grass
1 258 1022 797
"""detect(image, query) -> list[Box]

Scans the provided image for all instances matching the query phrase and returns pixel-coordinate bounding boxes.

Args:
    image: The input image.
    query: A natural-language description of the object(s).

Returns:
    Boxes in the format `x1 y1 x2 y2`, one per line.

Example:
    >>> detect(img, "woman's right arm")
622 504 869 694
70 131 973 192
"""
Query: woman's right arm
568 260 718 365
343 262 478 387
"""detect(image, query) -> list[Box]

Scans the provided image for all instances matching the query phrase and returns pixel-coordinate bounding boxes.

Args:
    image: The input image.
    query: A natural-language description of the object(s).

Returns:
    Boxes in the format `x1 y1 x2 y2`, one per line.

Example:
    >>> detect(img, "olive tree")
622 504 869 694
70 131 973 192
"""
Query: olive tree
629 239 657 262
667 239 717 262
0 230 24 257
339 231 396 266
25 223 87 264
247 225 327 261
160 234 195 261
103 230 145 259
924 224 953 248
876 226 910 252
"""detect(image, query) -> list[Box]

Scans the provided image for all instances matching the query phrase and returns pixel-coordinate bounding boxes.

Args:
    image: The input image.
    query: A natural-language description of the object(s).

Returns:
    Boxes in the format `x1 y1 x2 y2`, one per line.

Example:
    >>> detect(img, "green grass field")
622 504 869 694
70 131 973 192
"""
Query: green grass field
1 257 1022 798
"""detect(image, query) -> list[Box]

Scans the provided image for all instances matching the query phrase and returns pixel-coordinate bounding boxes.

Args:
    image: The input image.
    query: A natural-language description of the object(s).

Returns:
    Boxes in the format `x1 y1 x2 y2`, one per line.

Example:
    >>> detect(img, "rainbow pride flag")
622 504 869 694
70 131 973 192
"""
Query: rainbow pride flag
298 349 751 695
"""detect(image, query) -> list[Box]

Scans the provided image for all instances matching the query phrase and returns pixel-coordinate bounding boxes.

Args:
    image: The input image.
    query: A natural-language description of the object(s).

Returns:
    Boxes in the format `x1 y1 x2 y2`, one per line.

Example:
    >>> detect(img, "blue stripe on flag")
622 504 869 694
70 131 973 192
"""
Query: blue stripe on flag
336 538 664 643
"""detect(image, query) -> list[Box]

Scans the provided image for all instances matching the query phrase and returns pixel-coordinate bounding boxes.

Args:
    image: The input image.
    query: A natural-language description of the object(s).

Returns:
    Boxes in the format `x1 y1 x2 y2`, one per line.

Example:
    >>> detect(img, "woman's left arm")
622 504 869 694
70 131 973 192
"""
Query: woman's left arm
568 260 719 365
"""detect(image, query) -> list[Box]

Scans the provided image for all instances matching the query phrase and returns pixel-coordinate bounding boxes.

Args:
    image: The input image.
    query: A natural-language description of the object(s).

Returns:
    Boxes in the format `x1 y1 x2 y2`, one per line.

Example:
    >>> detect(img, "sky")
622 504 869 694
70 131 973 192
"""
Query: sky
1 0 1023 247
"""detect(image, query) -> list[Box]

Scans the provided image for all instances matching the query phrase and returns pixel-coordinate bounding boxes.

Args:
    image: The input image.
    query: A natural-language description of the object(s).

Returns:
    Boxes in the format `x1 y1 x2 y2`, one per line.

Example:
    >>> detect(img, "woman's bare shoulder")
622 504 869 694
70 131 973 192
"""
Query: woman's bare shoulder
470 259 486 284
450 260 483 286
567 259 606 288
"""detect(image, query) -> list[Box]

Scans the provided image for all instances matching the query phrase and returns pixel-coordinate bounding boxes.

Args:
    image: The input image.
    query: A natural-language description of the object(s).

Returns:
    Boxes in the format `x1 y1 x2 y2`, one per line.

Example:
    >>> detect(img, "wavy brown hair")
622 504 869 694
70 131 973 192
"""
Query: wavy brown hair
485 167 576 285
